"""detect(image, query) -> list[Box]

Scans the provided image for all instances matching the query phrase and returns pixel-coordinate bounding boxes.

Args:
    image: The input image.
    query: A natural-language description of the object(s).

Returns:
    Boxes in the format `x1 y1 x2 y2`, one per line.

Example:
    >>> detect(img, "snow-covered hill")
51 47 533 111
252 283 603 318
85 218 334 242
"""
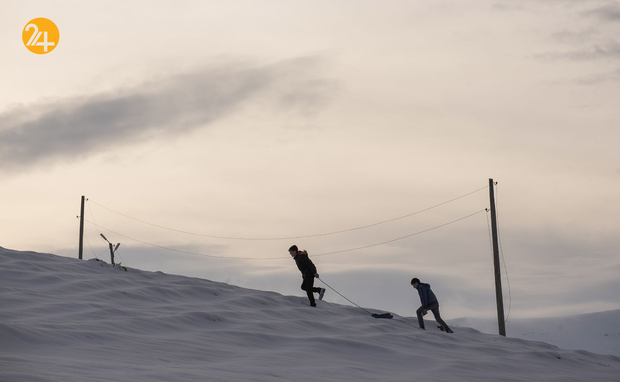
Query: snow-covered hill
454 310 620 357
1 247 619 382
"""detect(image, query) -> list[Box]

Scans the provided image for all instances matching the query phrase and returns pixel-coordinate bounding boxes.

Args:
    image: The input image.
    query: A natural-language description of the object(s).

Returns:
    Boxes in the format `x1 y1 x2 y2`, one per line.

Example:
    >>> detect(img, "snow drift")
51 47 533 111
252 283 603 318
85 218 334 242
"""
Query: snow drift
454 311 620 357
1 247 619 382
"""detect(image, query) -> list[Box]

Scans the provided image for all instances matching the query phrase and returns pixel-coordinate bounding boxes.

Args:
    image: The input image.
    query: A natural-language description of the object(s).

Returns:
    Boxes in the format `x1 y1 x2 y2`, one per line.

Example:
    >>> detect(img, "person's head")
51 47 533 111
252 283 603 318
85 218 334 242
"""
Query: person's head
288 245 298 257
411 277 420 289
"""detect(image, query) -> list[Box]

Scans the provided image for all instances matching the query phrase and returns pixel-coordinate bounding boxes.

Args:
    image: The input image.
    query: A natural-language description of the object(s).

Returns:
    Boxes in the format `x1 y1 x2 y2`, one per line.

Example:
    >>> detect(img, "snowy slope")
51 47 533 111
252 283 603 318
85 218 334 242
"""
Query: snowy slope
454 311 620 357
1 247 620 382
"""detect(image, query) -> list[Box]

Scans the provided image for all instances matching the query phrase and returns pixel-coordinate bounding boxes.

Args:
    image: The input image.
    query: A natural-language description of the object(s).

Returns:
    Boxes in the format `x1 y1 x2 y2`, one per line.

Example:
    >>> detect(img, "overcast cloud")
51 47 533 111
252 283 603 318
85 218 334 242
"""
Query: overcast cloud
0 57 336 172
2 0 619 320
583 3 620 23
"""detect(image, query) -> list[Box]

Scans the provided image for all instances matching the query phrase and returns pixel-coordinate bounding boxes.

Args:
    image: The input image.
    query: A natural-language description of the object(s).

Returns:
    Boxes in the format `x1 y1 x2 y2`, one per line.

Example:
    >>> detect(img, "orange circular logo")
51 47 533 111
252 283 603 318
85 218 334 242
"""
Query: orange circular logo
23 18 60 54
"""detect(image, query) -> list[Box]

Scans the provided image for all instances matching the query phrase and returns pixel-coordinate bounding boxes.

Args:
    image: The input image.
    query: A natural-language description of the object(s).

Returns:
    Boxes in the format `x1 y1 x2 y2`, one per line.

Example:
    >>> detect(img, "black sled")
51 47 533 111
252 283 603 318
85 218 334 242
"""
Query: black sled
371 312 393 319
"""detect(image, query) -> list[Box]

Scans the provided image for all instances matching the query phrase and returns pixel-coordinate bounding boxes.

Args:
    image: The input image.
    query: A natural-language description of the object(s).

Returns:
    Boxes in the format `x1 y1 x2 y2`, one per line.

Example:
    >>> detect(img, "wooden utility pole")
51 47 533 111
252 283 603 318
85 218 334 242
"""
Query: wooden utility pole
78 195 85 260
489 179 506 336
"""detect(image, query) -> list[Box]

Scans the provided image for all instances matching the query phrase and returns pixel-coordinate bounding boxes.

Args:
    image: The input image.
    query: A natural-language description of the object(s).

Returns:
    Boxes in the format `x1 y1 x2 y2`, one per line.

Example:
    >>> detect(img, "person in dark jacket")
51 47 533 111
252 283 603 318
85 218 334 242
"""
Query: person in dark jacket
411 277 453 333
289 245 325 307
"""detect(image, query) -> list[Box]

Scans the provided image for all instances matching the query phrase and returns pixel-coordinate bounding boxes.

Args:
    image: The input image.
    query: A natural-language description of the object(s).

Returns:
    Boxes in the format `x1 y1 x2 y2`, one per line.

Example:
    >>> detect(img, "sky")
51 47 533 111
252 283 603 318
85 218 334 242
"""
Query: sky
1 0 619 321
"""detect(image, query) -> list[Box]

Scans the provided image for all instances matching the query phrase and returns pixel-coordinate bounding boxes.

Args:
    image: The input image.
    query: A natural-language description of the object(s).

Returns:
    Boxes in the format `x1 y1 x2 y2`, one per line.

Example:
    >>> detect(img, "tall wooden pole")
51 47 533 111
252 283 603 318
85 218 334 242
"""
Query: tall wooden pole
489 179 506 336
78 195 85 260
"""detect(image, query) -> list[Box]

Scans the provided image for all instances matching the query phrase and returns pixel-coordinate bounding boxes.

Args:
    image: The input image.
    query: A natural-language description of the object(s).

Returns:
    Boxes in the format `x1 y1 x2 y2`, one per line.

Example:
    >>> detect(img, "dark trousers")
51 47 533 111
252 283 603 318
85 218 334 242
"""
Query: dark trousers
301 274 321 305
417 303 450 330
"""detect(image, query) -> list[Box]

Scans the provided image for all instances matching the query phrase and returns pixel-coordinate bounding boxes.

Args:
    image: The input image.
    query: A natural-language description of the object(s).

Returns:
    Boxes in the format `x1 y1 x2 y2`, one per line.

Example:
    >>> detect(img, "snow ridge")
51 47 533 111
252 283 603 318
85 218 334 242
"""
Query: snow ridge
1 247 619 382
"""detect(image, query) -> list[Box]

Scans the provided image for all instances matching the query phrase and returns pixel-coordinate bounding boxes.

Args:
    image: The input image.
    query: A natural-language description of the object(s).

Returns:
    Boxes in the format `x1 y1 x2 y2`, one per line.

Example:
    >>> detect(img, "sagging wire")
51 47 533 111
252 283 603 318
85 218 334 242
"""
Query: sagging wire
76 207 103 258
312 209 486 257
83 208 487 260
86 198 128 266
86 185 489 241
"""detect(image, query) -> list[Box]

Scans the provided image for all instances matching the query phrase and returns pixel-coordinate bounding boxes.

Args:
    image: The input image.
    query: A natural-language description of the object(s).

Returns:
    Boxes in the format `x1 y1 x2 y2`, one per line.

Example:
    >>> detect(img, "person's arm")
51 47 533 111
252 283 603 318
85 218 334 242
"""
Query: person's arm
419 287 429 309
299 253 316 275
305 252 318 276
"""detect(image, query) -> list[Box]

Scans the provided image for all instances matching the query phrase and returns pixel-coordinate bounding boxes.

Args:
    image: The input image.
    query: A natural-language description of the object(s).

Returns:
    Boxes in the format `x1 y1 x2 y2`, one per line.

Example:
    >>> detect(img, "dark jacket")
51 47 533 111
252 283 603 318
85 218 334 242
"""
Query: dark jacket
293 251 317 277
417 283 438 309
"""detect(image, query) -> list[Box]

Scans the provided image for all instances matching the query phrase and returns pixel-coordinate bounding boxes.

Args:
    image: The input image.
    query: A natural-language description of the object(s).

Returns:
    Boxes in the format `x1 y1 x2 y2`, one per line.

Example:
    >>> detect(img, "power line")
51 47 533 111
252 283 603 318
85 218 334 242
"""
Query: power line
84 220 256 260
84 208 486 260
485 210 494 257
312 209 486 257
87 199 102 237
86 185 488 241
77 206 105 259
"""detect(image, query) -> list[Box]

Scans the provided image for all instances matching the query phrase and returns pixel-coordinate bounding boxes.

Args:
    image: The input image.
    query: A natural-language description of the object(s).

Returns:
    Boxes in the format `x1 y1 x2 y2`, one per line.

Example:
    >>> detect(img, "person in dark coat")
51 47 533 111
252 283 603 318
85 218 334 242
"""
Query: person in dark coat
289 245 325 307
411 277 453 333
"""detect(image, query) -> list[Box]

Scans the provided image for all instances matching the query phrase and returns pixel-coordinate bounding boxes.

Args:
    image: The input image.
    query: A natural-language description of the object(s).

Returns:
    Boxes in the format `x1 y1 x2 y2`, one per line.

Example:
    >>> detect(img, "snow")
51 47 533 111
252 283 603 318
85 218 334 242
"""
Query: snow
454 311 620 358
1 247 619 382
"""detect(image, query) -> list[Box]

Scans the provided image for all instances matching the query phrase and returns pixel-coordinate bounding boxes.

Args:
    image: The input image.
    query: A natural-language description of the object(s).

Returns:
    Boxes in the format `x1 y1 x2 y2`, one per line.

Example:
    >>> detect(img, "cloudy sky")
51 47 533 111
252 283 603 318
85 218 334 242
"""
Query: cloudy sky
2 0 619 324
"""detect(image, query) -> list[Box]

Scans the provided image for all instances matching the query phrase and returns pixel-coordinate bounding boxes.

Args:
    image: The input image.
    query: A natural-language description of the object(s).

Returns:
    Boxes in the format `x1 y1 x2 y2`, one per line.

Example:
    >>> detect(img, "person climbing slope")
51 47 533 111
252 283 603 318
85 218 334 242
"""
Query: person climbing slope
411 277 453 333
289 245 325 307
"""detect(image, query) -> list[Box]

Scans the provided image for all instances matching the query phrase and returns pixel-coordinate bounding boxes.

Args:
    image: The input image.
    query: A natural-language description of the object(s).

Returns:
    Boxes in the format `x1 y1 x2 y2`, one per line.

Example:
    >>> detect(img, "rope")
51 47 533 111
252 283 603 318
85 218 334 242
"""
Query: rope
83 208 485 260
317 277 373 315
86 185 488 241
